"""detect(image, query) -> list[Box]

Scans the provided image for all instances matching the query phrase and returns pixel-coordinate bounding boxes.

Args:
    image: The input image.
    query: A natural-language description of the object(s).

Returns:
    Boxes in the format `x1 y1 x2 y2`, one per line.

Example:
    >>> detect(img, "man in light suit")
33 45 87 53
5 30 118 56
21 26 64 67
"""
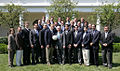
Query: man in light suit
100 26 114 69
90 24 101 66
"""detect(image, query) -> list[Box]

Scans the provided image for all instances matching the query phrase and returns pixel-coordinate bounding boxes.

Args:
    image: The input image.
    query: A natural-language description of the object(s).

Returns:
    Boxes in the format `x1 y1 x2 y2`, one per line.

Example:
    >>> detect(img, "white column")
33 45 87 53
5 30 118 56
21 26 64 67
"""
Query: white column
19 14 24 29
96 14 100 31
45 13 49 22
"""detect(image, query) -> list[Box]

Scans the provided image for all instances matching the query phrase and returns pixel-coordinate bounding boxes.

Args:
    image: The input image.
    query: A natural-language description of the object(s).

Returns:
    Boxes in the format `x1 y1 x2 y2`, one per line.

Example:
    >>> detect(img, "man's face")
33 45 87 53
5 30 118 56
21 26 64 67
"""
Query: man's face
25 23 29 28
61 21 64 25
51 24 54 30
57 26 61 31
104 27 109 32
70 21 74 26
18 27 22 32
77 22 81 26
81 18 84 22
43 25 47 29
34 24 38 29
92 25 96 30
84 27 87 31
65 25 69 30
74 26 78 31
88 24 92 29
38 20 41 24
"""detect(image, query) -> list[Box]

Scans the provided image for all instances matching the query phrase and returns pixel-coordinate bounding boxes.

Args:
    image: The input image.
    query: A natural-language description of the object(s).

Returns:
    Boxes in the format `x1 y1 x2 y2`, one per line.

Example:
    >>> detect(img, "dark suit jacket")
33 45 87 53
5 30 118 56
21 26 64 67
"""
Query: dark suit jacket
100 31 114 50
31 29 40 47
38 24 43 31
82 31 91 49
72 31 82 46
8 34 17 50
78 27 84 33
90 30 101 49
44 28 56 46
15 32 24 50
22 28 31 48
62 30 71 47
39 28 47 46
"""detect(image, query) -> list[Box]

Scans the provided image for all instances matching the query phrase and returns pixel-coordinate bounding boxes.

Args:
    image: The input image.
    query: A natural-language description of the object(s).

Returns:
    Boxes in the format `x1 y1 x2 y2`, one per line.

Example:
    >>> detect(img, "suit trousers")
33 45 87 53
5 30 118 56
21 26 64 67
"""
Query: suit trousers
102 48 113 66
46 46 54 63
82 48 90 65
78 48 83 63
16 50 23 66
92 48 99 66
8 50 15 66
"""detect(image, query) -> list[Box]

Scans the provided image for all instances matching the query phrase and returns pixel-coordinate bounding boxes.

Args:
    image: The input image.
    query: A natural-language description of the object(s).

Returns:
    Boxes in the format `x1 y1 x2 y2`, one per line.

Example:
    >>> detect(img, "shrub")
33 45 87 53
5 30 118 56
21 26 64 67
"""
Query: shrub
114 36 120 43
0 43 8 54
99 43 120 52
0 37 8 45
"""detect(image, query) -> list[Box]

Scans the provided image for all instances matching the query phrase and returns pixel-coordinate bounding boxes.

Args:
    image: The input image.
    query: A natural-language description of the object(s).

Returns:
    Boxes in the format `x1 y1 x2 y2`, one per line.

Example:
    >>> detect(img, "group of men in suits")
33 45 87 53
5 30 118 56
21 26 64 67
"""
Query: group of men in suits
9 16 114 69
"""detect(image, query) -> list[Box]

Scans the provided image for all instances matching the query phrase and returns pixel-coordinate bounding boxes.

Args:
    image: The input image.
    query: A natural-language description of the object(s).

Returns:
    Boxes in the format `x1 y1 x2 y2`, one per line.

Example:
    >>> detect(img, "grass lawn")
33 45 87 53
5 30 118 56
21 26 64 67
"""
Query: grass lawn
0 53 120 71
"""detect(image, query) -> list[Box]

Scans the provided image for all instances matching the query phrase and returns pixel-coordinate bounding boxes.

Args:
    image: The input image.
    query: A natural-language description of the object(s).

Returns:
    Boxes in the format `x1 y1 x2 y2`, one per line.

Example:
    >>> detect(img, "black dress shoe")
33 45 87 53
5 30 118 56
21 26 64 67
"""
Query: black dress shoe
108 65 112 69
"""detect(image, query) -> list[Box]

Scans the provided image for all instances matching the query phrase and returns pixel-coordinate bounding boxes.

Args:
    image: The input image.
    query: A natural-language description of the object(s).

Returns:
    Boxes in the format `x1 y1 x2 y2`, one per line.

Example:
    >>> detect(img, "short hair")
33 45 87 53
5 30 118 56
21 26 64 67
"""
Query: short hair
92 24 96 27
9 28 15 34
65 24 69 27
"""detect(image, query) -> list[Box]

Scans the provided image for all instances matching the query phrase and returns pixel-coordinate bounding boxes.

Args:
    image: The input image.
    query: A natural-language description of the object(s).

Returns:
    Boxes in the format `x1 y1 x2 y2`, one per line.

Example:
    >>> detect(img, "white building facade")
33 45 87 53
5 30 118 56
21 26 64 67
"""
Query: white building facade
0 0 119 36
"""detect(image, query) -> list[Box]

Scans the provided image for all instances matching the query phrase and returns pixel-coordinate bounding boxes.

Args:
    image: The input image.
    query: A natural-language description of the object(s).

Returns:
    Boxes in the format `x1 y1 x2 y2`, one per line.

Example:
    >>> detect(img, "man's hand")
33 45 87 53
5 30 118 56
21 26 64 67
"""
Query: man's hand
103 43 107 47
90 43 93 46
82 44 84 47
68 44 71 48
31 45 34 48
74 44 78 48
41 45 44 48
63 46 65 48
46 45 49 48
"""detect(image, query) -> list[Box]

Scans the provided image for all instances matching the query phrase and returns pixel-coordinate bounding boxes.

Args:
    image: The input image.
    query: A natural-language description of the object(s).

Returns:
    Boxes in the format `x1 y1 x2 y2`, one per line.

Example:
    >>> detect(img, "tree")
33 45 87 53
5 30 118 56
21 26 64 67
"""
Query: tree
94 2 120 31
46 0 79 21
0 4 26 28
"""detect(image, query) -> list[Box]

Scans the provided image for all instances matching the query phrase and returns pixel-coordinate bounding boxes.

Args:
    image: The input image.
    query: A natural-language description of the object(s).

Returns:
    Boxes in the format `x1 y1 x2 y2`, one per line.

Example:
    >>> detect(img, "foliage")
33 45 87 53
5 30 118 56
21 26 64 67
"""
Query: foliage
0 3 26 28
94 2 120 30
0 43 8 54
47 0 79 21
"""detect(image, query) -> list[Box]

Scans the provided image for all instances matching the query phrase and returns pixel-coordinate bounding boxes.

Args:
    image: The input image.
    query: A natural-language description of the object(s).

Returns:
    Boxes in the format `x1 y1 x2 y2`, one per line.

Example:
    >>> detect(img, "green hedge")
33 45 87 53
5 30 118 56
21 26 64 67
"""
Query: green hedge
0 37 8 44
99 43 120 52
0 43 120 54
0 43 8 54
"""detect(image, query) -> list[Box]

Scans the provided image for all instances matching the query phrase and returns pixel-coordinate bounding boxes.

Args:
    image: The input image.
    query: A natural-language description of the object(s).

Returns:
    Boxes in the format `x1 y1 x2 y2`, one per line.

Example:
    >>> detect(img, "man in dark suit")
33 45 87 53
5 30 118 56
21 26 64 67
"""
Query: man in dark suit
73 25 82 64
39 24 48 64
90 24 101 66
45 24 56 65
54 26 63 64
69 20 74 31
30 23 40 64
22 21 31 65
81 27 91 66
62 24 72 64
100 26 114 69
37 19 43 31
15 27 24 66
